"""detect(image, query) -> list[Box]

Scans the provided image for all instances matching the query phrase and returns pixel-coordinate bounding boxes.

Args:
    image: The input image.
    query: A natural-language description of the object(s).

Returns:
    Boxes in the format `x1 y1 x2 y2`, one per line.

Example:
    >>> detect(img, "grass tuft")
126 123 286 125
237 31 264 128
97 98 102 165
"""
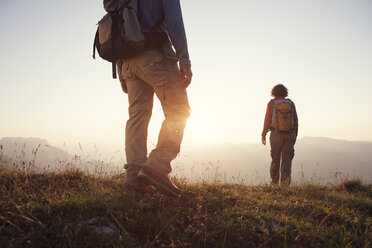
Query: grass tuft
339 178 370 193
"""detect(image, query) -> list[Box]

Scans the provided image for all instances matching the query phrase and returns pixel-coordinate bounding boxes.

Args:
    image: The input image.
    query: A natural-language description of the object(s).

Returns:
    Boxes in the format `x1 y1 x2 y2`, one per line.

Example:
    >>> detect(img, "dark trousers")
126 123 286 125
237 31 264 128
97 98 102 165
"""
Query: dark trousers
269 131 297 185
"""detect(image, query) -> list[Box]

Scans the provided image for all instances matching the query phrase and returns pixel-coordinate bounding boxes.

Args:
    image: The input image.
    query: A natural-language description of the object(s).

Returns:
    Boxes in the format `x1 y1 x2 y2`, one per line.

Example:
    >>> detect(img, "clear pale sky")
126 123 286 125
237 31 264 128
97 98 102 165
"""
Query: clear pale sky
0 0 371 154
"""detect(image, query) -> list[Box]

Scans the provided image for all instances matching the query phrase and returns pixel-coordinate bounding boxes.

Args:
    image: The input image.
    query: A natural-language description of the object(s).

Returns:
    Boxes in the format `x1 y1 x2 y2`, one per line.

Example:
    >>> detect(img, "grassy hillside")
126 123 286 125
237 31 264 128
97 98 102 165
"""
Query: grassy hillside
0 168 371 248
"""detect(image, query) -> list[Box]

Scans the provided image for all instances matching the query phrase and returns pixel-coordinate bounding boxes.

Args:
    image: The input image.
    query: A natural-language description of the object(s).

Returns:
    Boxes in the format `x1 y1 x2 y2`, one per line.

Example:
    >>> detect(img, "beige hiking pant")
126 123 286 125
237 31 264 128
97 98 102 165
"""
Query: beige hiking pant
120 50 190 182
269 131 296 186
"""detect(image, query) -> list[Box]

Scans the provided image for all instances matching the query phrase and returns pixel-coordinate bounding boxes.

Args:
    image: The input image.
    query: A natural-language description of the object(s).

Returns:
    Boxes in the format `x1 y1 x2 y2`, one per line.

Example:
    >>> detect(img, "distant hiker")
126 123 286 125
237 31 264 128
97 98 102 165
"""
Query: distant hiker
94 0 191 196
262 84 298 186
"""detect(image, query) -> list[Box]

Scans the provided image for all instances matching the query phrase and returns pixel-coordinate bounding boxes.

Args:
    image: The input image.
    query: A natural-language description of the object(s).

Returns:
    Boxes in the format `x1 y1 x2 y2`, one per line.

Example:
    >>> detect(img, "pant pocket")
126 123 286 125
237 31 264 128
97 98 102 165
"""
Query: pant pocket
140 54 169 87
121 62 135 81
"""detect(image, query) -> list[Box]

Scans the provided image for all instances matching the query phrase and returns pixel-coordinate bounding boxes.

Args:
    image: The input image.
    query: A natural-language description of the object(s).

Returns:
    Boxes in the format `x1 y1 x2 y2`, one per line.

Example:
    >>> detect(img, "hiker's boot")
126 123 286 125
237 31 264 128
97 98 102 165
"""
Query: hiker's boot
137 166 180 197
125 179 156 194
270 181 279 186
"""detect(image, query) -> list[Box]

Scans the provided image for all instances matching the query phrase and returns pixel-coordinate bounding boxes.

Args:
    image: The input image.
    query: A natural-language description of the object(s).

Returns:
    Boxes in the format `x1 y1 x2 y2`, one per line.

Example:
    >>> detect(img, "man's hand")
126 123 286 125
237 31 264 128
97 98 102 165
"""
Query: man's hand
120 81 128 94
181 67 192 88
262 135 266 145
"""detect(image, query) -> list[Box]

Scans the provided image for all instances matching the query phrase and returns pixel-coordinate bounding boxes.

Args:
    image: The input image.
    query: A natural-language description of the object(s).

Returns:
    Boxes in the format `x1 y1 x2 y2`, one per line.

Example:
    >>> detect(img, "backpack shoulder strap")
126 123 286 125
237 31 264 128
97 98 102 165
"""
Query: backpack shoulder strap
92 28 99 59
271 99 279 132
285 98 295 130
112 61 117 79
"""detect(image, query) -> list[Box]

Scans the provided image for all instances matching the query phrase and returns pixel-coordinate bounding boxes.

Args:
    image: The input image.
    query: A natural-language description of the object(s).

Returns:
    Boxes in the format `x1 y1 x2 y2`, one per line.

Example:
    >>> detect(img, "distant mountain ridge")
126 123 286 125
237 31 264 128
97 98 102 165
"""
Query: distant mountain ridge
0 137 71 172
1 136 371 184
175 136 372 184
0 137 120 174
294 136 372 182
299 136 372 164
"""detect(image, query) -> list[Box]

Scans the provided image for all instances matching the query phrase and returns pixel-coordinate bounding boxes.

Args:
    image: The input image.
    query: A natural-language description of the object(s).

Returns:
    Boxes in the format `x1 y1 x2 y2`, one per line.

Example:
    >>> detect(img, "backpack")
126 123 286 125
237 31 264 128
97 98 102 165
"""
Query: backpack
92 0 145 79
271 99 295 132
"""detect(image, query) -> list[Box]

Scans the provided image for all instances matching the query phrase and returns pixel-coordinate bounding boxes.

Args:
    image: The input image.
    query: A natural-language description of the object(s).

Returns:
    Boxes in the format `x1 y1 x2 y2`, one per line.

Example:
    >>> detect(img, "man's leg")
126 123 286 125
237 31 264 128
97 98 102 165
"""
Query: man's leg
125 78 154 185
137 82 189 196
131 51 190 196
146 82 190 175
270 132 283 185
280 132 296 186
130 51 190 175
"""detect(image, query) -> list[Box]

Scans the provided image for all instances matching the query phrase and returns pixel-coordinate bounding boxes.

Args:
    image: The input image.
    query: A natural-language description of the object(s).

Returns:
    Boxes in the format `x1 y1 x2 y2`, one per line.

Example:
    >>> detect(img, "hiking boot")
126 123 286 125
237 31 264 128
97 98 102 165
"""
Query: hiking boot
137 166 180 197
270 181 279 186
125 179 156 194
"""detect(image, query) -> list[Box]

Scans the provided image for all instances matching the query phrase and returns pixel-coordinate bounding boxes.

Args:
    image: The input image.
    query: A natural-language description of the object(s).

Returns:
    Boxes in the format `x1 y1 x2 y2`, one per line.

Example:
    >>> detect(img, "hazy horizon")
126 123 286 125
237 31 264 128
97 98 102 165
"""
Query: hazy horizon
1 135 372 160
1 136 371 185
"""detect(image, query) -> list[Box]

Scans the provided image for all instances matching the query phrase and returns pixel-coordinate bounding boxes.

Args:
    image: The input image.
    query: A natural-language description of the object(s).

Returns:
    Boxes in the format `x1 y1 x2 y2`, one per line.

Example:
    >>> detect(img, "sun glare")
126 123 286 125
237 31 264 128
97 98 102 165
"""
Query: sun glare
184 110 222 145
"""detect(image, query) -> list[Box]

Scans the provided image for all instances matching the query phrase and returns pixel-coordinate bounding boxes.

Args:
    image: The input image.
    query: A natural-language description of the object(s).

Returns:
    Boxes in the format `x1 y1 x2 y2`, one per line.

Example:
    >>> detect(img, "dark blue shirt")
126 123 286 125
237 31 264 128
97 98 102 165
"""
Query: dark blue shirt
138 0 191 68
